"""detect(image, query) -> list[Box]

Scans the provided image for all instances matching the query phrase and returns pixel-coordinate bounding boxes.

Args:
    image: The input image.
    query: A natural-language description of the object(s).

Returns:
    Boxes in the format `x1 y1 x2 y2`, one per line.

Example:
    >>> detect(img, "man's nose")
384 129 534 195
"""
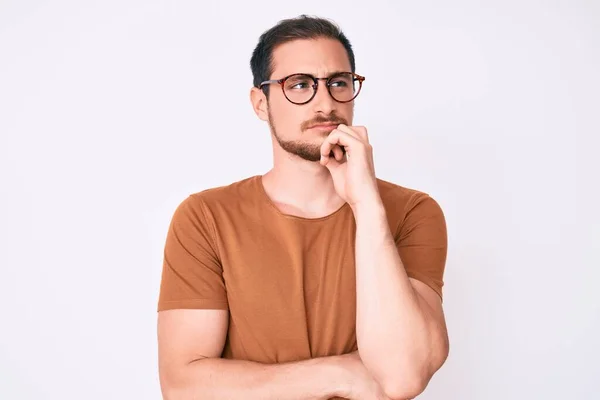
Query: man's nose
311 80 336 114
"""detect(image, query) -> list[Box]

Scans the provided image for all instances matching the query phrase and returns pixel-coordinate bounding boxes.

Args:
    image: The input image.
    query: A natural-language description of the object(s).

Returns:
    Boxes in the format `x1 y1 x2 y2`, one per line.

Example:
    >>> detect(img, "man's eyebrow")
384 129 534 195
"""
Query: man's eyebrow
328 70 350 75
300 70 350 77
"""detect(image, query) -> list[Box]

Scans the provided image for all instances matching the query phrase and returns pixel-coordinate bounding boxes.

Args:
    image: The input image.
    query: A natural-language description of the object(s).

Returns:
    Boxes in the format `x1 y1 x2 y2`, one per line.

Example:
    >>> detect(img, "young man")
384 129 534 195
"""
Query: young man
157 15 449 400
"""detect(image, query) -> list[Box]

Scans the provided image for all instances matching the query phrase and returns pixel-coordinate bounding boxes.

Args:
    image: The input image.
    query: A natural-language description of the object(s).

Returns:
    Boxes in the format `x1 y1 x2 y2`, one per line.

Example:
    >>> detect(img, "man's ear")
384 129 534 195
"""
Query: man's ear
250 87 269 122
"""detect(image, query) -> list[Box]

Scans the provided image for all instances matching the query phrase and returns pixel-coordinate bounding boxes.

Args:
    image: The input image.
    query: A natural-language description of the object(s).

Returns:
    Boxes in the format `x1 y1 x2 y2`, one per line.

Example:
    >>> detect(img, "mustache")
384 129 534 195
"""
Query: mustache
301 114 348 130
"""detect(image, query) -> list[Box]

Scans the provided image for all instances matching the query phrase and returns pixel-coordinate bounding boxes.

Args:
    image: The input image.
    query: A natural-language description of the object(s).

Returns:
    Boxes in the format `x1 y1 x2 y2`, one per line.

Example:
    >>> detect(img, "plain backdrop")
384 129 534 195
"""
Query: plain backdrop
1 1 598 399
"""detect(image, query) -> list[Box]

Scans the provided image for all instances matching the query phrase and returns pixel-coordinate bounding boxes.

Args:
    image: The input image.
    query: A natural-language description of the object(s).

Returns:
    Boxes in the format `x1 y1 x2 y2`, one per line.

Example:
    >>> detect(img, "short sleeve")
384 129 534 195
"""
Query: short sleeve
395 192 448 301
157 195 229 311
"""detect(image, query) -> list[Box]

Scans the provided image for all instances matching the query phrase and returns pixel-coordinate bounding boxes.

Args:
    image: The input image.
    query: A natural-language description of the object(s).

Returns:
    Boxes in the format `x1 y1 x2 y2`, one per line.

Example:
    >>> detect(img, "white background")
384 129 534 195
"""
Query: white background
1 1 598 399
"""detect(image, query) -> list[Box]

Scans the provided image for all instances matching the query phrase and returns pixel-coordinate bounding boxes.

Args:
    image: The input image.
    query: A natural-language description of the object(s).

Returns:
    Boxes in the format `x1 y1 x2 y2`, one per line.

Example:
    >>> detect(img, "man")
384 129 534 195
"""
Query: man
157 15 449 400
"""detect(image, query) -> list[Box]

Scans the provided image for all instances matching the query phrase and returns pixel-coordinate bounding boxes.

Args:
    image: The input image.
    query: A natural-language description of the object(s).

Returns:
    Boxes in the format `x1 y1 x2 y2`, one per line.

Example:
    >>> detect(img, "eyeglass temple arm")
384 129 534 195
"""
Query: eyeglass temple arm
258 79 283 88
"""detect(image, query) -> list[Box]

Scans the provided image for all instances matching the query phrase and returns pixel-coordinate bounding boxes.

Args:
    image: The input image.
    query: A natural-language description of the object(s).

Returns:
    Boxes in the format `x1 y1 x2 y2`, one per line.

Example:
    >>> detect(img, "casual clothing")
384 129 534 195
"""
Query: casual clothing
157 175 447 363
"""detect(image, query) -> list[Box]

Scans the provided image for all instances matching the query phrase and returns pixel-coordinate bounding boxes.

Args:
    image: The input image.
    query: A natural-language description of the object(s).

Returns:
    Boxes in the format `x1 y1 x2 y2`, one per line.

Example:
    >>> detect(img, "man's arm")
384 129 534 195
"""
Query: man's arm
158 309 381 400
352 197 450 400
317 124 449 399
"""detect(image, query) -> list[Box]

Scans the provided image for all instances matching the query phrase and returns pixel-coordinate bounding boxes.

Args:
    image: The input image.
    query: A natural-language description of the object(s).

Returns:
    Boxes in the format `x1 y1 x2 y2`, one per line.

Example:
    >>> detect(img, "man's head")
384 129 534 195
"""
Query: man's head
250 15 363 162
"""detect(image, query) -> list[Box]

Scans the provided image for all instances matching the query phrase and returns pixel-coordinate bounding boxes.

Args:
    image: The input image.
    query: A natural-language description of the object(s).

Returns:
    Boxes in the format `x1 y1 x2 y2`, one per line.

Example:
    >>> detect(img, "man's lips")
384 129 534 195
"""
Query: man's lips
308 123 340 130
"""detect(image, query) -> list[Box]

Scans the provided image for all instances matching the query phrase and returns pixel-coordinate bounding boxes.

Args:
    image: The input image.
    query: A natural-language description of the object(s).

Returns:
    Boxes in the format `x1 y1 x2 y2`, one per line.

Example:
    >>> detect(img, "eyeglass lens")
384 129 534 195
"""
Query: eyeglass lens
283 73 358 104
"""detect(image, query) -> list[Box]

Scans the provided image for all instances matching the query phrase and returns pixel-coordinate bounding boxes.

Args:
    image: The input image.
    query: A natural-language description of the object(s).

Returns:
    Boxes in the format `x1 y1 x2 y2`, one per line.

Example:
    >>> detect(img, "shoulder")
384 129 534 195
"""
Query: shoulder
376 177 443 215
184 175 259 208
171 175 260 222
376 178 446 234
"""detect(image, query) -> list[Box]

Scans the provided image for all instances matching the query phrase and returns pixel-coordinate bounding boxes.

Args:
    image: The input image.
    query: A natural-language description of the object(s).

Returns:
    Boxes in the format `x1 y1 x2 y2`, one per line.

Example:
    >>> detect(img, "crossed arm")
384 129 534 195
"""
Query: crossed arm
158 309 360 400
352 198 449 399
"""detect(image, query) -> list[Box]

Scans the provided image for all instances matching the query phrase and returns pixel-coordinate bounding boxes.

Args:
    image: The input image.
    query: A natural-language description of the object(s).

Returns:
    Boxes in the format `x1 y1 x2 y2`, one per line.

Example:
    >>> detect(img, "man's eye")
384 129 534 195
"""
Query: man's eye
330 80 348 87
290 81 310 89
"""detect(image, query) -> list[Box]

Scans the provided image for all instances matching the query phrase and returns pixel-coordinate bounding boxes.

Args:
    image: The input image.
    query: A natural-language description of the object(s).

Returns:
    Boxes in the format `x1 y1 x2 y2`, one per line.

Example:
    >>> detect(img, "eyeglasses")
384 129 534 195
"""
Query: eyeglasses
259 72 365 105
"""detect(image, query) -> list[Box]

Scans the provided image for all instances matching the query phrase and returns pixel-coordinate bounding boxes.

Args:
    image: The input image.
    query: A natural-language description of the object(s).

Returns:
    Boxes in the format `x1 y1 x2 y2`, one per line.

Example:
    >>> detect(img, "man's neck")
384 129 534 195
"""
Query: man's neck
261 159 346 219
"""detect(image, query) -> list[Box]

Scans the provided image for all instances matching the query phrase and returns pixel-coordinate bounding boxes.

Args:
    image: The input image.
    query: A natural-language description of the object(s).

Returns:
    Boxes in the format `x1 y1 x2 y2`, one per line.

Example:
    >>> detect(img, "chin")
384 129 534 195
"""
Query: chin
314 129 333 138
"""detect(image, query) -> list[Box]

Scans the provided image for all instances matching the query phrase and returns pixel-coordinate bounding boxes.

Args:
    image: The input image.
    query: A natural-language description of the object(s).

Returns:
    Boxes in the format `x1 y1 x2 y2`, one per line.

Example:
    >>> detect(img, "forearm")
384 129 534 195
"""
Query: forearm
353 201 434 397
161 356 349 400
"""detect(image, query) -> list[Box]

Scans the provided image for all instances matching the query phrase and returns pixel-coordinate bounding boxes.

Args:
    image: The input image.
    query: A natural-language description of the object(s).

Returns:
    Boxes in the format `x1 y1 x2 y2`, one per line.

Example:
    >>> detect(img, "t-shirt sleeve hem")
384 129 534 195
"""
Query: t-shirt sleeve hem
157 299 229 312
406 271 444 302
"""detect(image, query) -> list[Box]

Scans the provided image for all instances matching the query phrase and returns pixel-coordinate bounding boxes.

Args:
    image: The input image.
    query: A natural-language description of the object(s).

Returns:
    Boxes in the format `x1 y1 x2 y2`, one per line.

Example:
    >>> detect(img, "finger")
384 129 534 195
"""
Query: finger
334 126 356 159
327 144 343 156
320 129 360 161
336 124 361 140
350 125 369 142
337 124 369 143
332 144 344 161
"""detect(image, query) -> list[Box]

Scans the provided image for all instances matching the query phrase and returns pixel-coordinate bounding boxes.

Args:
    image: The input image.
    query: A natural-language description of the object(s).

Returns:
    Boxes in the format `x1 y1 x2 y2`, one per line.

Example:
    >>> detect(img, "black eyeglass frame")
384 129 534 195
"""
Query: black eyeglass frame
258 72 365 105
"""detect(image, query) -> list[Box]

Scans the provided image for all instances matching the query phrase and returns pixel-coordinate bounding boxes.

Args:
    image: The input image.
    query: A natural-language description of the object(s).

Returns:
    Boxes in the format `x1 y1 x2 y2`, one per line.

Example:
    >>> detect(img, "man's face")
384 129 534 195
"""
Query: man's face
265 38 355 162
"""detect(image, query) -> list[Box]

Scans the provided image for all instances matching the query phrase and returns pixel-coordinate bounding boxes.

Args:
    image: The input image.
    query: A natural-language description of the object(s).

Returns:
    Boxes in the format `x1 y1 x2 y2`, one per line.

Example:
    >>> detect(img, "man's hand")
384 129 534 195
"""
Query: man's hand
336 351 392 400
319 125 380 210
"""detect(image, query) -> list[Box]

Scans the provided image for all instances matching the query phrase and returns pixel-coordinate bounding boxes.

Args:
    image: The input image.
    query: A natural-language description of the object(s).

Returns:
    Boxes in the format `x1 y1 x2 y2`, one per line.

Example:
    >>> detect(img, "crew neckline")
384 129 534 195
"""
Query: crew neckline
254 175 350 222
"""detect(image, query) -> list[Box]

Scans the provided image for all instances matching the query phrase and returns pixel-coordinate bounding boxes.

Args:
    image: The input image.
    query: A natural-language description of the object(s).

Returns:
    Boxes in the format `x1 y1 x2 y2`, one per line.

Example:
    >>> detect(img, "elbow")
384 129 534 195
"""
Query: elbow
159 378 183 400
380 372 429 400
159 367 194 400
381 344 450 400
160 388 177 400
160 381 195 400
160 383 180 400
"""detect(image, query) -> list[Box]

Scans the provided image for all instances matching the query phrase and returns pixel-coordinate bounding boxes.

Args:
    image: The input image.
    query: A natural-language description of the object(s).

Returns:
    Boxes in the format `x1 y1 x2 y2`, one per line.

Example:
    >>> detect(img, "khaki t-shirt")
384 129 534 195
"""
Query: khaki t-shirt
157 175 447 364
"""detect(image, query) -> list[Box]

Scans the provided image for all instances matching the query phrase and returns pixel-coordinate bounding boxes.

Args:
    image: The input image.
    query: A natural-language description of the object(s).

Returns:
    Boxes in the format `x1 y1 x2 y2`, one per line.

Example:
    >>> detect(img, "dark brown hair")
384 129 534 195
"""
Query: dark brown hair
250 15 356 96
